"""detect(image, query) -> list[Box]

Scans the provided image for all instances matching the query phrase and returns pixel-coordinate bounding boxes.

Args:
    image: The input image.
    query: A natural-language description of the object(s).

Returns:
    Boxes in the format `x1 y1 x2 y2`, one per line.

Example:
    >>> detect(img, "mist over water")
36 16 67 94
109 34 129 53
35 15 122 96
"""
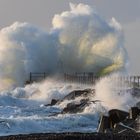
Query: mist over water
0 3 137 136
0 3 127 90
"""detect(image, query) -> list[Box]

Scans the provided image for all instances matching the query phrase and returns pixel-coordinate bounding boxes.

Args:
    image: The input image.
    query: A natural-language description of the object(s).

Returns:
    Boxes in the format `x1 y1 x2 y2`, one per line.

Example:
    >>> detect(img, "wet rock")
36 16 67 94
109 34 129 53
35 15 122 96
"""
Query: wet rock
62 99 100 114
45 99 58 107
127 88 140 97
63 89 94 100
98 107 140 134
45 89 97 114
62 99 89 113
108 109 129 128
136 101 140 109
51 99 58 105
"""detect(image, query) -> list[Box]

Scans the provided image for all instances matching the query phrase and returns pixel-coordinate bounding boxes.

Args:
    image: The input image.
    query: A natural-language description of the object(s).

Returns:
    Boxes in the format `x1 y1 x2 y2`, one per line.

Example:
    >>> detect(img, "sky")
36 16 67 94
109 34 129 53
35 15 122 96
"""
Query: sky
0 0 139 74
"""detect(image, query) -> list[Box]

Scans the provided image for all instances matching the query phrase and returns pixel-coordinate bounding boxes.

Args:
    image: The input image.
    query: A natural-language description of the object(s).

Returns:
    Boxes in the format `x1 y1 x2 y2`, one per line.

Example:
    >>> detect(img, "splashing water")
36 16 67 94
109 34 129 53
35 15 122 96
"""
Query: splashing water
0 75 138 136
0 3 127 90
0 79 98 135
0 3 137 136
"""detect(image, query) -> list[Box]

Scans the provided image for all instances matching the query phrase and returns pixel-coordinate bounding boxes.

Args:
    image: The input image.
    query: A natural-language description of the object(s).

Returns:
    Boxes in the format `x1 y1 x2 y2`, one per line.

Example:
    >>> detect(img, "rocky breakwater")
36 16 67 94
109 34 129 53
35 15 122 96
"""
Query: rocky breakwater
45 89 99 114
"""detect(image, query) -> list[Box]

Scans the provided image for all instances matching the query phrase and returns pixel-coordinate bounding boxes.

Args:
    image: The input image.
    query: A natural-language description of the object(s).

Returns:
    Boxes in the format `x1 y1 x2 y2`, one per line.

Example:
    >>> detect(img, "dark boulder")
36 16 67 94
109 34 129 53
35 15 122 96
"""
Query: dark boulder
57 89 95 104
62 99 89 113
127 88 140 97
51 99 58 105
45 99 58 107
109 109 129 128
62 99 100 114
98 108 138 133
136 101 140 109
45 89 97 114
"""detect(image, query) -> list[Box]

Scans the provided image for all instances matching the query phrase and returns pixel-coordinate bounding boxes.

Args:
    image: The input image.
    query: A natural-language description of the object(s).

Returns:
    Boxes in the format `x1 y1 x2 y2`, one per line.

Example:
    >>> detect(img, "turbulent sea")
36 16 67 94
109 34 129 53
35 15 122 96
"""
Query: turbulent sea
0 77 138 136
0 80 99 136
0 3 138 136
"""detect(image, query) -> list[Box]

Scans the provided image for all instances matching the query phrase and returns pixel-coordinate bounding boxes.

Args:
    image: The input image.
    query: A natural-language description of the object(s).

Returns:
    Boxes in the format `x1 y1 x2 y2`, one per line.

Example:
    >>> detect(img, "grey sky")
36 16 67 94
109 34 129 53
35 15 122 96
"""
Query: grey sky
0 0 139 74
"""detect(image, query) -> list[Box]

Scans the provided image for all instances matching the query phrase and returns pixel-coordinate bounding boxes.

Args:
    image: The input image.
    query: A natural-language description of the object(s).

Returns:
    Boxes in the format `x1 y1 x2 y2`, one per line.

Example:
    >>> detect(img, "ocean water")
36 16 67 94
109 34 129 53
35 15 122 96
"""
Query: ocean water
0 79 101 136
0 78 138 136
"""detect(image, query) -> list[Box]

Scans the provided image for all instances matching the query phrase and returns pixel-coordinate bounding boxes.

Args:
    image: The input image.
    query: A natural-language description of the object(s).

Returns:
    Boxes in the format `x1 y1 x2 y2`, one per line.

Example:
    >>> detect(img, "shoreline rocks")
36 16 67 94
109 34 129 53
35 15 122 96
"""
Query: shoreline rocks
0 132 140 140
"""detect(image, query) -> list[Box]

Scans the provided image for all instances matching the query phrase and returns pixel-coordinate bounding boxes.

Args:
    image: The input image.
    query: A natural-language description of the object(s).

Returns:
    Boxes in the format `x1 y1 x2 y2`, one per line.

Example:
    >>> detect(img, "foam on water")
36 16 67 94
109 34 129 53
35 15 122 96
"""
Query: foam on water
0 76 138 136
0 3 137 136
0 79 99 136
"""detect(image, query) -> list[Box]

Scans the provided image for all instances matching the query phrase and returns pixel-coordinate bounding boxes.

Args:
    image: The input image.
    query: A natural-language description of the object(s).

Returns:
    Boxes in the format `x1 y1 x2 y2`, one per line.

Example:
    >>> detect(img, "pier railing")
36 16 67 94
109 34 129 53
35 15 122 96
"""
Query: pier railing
64 73 99 85
27 72 46 83
64 73 140 88
26 72 140 88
